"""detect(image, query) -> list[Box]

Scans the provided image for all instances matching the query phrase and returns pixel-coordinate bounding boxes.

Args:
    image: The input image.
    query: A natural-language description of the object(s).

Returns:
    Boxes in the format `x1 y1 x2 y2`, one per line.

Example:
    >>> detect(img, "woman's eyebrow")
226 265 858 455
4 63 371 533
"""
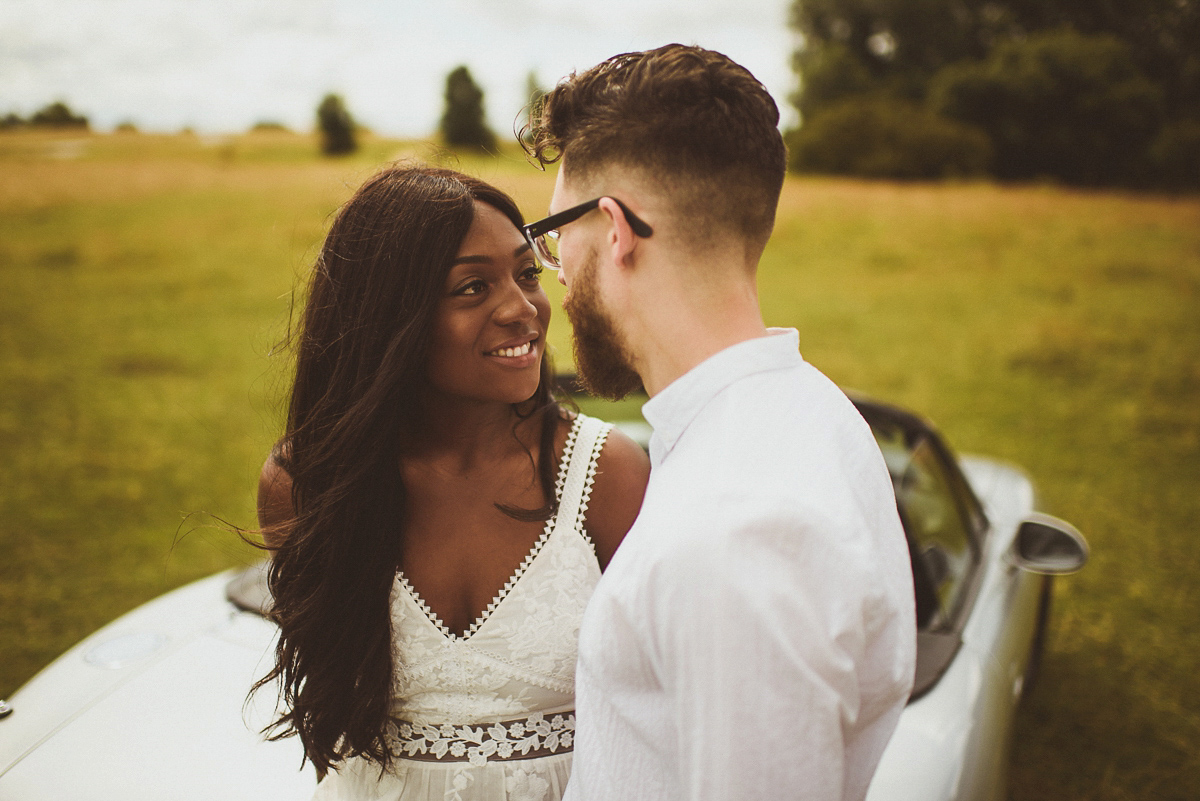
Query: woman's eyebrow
450 254 491 266
451 243 532 266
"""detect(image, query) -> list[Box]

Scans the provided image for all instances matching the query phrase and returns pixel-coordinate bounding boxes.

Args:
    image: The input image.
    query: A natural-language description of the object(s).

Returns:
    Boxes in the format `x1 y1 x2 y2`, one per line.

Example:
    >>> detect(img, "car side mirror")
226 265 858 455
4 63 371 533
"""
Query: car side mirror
1006 513 1089 575
226 560 274 616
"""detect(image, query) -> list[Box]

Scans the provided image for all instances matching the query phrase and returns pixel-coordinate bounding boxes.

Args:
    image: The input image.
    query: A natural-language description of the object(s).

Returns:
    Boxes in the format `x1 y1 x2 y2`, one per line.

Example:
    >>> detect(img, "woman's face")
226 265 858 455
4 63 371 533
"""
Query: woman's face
425 201 551 407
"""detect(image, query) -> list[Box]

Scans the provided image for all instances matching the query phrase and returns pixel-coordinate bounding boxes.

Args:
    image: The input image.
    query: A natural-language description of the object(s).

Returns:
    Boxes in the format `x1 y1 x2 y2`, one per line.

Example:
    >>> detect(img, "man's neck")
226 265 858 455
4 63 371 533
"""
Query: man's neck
626 269 768 397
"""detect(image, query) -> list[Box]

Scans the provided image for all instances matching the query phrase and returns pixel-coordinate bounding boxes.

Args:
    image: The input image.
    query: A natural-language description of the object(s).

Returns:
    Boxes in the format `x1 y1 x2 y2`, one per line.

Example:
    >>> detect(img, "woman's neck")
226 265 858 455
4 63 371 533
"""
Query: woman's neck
404 396 537 472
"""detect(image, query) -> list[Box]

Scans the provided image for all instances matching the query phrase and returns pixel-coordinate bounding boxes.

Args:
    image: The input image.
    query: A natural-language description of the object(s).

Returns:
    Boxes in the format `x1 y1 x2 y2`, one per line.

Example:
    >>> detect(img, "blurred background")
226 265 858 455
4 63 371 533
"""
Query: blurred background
2 1 1198 798
0 0 798 136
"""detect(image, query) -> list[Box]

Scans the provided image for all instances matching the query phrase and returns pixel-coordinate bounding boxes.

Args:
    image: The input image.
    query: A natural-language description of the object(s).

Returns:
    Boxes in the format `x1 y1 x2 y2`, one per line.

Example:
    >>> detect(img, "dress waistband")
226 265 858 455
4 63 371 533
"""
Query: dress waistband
389 711 575 766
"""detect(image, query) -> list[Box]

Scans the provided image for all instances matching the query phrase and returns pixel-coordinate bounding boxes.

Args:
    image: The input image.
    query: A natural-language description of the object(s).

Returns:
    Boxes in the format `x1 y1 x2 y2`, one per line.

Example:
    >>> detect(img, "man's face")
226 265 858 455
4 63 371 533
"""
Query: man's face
561 244 643 401
552 170 643 400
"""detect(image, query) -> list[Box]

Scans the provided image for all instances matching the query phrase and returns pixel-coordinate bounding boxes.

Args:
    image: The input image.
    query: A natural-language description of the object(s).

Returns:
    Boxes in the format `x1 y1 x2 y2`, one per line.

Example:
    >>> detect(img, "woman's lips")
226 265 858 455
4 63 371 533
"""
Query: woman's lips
487 341 534 358
485 336 540 366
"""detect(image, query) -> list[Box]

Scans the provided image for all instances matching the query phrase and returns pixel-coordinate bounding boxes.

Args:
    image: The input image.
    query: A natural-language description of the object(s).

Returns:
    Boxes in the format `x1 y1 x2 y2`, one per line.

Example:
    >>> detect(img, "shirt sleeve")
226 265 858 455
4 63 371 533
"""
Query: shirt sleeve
653 508 880 801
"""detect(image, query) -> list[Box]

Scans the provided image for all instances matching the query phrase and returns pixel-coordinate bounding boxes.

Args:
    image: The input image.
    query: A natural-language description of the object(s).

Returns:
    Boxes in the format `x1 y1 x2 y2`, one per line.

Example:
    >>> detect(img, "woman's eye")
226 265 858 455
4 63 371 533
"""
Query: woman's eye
455 279 487 296
520 264 544 283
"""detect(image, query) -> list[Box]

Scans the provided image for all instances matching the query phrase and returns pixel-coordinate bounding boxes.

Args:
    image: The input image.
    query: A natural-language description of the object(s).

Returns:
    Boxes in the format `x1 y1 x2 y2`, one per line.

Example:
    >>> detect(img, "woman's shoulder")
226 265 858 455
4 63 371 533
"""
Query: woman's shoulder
552 410 646 473
565 412 650 571
257 441 294 550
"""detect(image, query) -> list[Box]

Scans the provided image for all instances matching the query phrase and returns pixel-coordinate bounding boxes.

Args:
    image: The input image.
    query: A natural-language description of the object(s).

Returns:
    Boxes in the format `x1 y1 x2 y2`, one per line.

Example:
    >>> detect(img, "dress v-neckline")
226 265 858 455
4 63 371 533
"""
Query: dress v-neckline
394 416 584 642
396 516 557 642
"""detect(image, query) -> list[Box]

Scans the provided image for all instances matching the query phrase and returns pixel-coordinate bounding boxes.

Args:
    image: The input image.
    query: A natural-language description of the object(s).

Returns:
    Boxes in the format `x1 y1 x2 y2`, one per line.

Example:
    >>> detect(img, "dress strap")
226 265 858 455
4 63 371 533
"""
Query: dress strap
554 415 612 545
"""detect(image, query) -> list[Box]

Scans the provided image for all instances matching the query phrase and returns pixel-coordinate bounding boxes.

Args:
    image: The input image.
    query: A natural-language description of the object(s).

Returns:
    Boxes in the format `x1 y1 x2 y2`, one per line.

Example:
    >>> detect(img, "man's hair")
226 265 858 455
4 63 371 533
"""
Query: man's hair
527 44 787 248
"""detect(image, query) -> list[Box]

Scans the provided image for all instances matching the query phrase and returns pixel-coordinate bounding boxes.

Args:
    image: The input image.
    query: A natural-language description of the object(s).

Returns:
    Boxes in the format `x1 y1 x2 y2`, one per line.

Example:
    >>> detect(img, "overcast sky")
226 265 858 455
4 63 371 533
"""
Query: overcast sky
1 0 800 137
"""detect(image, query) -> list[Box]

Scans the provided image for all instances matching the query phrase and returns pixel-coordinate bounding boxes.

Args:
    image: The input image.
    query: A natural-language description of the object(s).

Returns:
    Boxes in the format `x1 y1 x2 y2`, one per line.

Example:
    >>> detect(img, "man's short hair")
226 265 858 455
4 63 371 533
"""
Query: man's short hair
528 44 787 248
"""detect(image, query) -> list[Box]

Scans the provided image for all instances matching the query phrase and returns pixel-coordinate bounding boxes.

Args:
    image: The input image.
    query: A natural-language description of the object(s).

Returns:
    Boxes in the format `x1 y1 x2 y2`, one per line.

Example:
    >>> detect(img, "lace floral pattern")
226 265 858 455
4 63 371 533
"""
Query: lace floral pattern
505 767 552 801
388 712 575 766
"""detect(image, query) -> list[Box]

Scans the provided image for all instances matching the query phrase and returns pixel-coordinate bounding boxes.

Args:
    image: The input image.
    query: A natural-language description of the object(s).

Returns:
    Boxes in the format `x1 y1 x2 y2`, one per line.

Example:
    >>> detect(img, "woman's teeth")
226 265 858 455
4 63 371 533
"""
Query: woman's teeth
491 342 532 358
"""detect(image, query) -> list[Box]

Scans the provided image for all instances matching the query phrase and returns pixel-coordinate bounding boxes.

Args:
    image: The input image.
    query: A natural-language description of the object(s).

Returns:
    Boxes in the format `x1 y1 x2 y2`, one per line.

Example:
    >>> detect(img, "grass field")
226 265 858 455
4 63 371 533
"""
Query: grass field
1 130 1197 798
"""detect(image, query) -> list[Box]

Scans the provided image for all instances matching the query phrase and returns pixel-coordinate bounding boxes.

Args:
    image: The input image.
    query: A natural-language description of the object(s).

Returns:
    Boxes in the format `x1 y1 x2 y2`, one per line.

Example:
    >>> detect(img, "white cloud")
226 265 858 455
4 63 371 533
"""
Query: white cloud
0 0 800 134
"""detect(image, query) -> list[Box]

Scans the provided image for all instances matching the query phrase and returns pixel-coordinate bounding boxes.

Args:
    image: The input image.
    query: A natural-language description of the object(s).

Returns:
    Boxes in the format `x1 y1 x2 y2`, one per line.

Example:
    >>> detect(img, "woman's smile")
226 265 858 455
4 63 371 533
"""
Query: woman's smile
486 335 539 364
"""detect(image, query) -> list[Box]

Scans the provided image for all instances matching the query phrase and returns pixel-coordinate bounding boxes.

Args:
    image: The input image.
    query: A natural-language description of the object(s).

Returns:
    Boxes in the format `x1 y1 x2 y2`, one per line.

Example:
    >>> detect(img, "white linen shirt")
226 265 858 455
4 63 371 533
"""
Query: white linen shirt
566 328 916 801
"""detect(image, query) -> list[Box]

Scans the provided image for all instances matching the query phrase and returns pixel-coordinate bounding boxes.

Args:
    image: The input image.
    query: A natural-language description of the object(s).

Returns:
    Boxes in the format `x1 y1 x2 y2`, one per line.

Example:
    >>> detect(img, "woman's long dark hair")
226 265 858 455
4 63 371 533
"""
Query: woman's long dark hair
254 165 560 773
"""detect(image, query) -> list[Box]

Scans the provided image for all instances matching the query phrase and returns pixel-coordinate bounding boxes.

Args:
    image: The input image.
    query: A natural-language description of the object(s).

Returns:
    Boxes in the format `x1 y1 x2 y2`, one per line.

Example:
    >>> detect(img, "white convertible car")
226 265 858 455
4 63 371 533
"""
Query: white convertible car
0 395 1087 800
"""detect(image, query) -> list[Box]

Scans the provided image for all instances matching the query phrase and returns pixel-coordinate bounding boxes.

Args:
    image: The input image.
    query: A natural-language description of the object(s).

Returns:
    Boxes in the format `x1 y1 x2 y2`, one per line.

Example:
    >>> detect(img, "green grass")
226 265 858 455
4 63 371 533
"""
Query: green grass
1 131 1197 799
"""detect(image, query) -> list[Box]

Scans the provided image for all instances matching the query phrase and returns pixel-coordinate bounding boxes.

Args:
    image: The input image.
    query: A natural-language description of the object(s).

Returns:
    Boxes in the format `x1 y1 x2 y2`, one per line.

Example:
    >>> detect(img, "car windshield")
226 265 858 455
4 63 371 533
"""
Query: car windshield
869 413 983 632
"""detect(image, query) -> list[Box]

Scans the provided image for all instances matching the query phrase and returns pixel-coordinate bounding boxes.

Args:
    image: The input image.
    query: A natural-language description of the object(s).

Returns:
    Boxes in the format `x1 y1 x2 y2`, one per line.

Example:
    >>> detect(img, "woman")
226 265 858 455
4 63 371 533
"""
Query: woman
254 165 649 801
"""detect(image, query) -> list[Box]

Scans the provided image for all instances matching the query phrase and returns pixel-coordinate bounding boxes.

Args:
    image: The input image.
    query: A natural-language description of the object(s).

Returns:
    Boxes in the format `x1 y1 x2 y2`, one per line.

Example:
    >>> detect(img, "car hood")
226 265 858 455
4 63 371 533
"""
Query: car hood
0 569 315 800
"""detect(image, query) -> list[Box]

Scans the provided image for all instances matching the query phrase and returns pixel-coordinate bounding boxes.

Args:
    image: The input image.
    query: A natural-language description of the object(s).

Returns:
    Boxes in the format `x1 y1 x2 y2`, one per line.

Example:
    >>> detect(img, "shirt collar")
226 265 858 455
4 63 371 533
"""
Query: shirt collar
642 328 802 466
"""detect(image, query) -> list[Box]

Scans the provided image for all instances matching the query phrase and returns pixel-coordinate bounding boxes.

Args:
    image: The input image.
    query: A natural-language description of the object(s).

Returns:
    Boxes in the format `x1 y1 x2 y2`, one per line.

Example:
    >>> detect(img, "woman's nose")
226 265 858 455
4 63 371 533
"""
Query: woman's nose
494 281 538 325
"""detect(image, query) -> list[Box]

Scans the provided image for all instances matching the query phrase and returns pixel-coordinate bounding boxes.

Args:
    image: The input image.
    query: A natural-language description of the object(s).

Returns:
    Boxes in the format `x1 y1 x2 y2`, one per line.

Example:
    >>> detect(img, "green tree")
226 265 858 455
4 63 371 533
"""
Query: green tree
440 66 496 151
521 71 547 145
789 97 991 179
931 30 1165 184
790 0 1198 118
316 93 357 156
29 101 89 129
998 0 1200 121
1149 121 1200 190
789 0 1019 117
789 0 1199 186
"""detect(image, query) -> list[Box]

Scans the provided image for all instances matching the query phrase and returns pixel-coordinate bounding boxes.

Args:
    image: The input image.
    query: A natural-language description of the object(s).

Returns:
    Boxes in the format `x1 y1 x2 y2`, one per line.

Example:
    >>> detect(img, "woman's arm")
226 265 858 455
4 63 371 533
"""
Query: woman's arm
585 427 651 570
257 446 294 550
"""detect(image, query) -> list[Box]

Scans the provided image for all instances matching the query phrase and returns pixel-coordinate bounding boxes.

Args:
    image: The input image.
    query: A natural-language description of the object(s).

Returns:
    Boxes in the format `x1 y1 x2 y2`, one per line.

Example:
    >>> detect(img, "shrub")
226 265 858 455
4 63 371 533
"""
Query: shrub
251 121 290 133
30 102 89 129
1149 121 1200 191
930 29 1164 185
316 94 357 156
789 98 992 179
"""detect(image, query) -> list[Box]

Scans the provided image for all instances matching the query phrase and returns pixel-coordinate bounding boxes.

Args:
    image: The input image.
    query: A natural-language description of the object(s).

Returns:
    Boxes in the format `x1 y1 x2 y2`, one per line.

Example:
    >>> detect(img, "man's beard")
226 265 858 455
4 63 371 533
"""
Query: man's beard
562 251 643 401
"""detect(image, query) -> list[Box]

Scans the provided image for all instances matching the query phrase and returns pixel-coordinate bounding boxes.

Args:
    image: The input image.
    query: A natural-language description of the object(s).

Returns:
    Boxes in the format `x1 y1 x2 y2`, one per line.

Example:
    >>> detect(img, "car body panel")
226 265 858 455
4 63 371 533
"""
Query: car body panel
0 576 315 800
866 454 1042 801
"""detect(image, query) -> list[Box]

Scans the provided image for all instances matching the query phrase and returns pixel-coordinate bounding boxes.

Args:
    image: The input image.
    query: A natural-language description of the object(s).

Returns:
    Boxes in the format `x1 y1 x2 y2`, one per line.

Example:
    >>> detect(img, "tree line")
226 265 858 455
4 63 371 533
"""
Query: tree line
319 64 530 155
788 0 1200 188
1 101 90 130
2 65 527 158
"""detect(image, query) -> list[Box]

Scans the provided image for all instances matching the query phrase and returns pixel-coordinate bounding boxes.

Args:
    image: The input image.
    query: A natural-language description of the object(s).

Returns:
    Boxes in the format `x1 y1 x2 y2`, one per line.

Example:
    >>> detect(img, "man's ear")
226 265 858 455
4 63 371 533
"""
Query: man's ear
597 197 639 271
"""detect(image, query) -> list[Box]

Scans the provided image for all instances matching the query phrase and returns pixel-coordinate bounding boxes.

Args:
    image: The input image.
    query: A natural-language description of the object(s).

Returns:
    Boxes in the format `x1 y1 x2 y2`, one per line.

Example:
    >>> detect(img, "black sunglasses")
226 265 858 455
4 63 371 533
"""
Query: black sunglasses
522 197 653 271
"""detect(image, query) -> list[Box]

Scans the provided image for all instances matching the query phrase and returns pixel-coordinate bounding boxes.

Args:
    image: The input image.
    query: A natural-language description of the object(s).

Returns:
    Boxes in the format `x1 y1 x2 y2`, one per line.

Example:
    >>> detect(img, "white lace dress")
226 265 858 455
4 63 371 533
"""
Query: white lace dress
313 414 612 801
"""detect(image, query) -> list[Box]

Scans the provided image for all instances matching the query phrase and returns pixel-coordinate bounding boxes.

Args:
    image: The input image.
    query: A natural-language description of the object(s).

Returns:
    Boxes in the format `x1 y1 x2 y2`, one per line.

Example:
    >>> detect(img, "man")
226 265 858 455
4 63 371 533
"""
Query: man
522 45 916 800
